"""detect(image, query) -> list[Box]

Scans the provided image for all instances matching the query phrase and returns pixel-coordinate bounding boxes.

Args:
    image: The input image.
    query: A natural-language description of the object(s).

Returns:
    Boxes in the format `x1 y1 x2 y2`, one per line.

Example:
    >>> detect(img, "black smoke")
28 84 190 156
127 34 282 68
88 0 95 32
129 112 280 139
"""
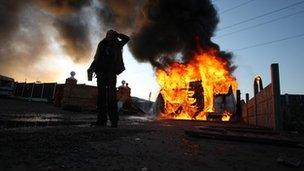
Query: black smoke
35 0 90 14
0 0 235 82
37 0 91 63
128 0 235 71
0 0 145 73
97 0 146 33
36 0 92 63
0 0 51 81
53 14 91 62
0 0 92 81
0 0 24 46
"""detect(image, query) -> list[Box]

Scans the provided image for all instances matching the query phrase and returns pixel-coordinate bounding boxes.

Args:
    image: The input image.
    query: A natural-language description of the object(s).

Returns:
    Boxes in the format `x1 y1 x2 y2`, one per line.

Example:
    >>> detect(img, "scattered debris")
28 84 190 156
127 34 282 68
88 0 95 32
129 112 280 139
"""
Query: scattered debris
185 128 304 148
199 126 279 135
141 167 148 171
277 156 302 168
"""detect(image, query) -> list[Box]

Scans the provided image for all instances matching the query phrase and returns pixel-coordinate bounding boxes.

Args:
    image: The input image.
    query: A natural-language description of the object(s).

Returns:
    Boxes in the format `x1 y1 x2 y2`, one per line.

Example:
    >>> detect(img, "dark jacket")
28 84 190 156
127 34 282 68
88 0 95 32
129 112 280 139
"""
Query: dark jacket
89 33 129 75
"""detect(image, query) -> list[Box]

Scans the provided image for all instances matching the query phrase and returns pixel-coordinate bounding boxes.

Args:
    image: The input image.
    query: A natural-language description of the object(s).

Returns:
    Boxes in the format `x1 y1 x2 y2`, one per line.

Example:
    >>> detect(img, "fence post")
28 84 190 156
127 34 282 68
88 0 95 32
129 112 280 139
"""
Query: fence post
245 93 249 103
271 63 282 131
52 83 57 100
235 90 241 121
21 83 25 97
30 83 35 98
41 83 44 98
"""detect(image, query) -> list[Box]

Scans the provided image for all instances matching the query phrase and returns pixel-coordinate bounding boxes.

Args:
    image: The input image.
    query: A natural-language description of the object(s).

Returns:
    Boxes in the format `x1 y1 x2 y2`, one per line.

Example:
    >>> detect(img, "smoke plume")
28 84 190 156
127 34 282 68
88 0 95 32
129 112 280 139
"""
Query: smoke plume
53 14 91 63
128 0 235 71
35 0 90 14
0 0 94 81
0 0 51 81
0 0 235 82
98 0 146 33
0 0 148 81
37 0 92 63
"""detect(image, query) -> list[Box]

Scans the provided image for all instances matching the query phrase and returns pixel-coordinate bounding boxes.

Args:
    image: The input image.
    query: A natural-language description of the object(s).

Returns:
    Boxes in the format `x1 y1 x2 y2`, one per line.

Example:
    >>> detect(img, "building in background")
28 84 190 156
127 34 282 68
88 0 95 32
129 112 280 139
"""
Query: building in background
0 75 14 96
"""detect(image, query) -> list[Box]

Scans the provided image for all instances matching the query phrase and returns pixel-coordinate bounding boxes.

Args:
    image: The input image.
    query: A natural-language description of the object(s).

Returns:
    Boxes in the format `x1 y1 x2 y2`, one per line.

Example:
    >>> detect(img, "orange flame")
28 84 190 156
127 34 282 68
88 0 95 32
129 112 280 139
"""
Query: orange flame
221 111 232 121
156 48 237 121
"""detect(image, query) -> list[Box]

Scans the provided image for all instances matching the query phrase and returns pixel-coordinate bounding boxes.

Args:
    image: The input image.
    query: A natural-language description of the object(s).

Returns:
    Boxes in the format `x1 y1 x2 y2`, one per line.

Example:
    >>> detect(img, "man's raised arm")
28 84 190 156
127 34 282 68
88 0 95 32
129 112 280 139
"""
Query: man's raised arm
116 32 130 46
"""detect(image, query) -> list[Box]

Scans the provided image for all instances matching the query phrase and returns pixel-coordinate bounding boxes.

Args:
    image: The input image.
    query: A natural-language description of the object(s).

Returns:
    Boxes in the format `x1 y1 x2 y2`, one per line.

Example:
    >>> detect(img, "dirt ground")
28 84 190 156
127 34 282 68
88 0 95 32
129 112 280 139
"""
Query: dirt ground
1 98 304 170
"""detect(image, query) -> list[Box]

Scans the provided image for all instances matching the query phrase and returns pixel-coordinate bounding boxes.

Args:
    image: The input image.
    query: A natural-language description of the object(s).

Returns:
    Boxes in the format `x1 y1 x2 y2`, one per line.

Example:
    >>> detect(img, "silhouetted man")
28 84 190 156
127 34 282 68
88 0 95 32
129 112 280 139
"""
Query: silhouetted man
88 30 129 127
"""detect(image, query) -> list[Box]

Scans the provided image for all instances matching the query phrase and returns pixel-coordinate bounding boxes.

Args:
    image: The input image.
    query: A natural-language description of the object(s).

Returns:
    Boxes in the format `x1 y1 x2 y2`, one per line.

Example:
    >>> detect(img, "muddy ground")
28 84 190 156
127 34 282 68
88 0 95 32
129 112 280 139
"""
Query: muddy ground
0 97 304 170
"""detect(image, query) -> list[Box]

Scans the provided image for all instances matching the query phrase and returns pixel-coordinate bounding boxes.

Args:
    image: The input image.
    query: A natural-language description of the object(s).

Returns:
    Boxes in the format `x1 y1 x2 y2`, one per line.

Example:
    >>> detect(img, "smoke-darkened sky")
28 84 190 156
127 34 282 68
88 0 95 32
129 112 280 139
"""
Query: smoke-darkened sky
1 0 237 82
0 0 145 81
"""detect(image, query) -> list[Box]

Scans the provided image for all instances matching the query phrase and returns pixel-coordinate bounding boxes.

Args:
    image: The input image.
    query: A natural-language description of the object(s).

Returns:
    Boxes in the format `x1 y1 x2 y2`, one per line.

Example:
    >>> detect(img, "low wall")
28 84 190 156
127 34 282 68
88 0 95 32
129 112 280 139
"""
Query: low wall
242 84 275 128
61 84 98 110
241 64 281 130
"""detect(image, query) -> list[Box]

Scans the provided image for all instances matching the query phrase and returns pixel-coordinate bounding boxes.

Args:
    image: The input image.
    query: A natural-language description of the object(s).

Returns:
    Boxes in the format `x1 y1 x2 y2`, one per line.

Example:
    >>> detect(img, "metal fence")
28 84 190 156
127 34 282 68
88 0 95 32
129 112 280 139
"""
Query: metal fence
13 82 58 101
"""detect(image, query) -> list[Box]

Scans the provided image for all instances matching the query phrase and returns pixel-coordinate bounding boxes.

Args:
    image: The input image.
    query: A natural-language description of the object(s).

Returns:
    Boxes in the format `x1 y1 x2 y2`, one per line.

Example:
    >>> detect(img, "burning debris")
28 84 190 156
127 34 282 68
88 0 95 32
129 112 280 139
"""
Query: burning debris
156 49 237 121
129 0 238 121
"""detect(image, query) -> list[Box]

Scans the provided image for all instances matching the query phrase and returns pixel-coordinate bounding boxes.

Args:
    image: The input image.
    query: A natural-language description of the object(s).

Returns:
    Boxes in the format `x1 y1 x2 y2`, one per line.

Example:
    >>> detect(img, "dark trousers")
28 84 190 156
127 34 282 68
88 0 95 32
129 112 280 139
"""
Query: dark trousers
96 74 118 125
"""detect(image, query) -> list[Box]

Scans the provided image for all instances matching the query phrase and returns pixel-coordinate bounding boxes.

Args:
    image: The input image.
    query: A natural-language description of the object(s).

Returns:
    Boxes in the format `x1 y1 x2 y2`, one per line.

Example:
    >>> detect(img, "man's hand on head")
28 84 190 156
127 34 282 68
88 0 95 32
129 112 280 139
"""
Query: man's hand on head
113 30 118 35
111 30 119 38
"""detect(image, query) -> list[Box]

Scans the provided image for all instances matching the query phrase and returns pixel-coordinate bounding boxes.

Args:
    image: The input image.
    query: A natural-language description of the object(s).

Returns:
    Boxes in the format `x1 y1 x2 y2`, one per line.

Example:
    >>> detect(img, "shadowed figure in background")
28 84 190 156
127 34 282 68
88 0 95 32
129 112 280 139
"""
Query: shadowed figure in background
88 30 129 127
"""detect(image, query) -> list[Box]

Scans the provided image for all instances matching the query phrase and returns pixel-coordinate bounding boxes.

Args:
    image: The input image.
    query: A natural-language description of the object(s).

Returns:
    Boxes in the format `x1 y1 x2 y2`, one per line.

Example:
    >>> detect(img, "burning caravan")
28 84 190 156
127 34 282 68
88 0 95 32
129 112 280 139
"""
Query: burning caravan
154 83 236 121
154 49 237 122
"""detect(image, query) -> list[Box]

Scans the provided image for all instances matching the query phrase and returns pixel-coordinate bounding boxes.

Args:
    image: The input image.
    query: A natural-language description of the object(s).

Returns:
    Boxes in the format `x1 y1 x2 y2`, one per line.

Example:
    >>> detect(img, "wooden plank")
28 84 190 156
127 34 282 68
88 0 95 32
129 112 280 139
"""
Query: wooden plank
199 127 278 135
185 129 304 148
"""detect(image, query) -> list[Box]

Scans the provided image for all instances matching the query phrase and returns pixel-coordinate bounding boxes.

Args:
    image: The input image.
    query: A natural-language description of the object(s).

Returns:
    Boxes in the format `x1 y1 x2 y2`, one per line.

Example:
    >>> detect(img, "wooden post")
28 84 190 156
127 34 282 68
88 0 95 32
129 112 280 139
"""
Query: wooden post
254 96 258 126
13 82 17 96
41 83 44 98
271 63 282 131
30 83 35 98
245 93 249 124
235 90 241 121
254 79 259 95
253 77 258 126
245 93 249 103
21 83 25 97
52 83 57 100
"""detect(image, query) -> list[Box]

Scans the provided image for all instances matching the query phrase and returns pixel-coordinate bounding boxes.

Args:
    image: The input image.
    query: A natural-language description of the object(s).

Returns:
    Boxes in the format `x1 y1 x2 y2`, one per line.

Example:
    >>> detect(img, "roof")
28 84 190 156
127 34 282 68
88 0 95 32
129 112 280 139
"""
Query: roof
0 75 14 82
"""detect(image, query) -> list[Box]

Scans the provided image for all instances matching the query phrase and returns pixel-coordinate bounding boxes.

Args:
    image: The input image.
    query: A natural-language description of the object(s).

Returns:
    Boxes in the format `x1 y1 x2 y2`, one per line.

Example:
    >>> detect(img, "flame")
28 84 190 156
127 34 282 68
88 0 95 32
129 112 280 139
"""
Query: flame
156 48 237 121
221 111 232 121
